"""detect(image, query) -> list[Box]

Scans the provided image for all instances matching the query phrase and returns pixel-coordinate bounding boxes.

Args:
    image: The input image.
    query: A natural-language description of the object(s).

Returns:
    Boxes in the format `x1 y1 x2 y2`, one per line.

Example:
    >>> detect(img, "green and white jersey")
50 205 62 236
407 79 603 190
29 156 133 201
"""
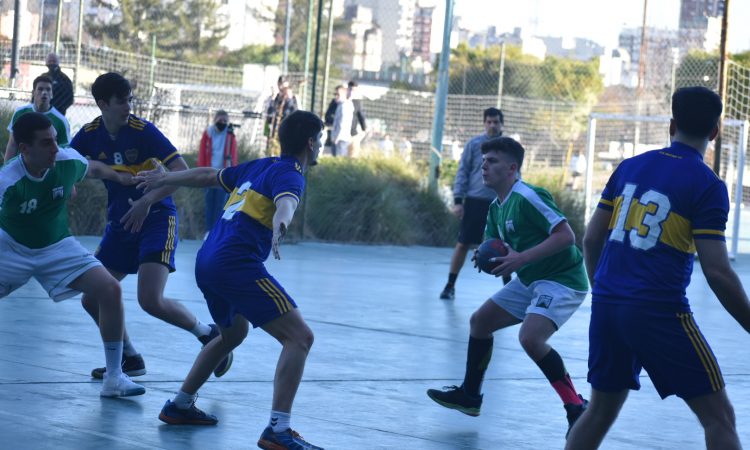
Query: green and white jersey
485 180 588 291
0 147 88 249
7 104 71 147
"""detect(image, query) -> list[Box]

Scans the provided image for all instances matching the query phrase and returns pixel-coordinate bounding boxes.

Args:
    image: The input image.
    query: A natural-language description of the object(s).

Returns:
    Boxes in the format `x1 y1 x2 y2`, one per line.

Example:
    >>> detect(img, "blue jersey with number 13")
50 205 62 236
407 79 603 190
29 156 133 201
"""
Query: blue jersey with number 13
592 142 728 308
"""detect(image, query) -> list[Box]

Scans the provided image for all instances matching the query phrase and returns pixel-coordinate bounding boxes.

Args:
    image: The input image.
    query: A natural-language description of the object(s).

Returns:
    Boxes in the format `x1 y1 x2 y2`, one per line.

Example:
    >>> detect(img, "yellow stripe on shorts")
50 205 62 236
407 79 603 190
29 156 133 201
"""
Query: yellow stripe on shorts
161 216 176 264
256 278 290 314
677 312 724 392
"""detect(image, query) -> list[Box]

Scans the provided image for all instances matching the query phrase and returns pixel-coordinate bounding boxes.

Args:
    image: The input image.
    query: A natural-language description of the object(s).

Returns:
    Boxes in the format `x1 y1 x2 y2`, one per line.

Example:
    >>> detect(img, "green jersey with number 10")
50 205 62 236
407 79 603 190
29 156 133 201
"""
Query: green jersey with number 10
0 147 88 249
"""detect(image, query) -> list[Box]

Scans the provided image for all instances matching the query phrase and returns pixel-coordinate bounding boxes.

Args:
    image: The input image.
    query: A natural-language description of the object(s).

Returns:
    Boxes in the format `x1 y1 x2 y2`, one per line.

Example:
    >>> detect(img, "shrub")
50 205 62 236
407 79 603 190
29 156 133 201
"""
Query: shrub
295 156 458 246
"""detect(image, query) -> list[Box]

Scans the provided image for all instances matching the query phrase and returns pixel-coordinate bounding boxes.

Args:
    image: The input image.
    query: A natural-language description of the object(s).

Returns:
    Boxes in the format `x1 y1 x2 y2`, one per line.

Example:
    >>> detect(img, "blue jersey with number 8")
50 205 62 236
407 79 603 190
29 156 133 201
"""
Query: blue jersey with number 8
592 142 729 308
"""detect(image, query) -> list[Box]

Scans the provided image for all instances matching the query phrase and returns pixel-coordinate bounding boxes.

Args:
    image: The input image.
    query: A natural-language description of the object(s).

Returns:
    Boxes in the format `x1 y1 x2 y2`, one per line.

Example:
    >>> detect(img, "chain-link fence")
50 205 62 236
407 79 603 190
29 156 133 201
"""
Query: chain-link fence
1 1 749 245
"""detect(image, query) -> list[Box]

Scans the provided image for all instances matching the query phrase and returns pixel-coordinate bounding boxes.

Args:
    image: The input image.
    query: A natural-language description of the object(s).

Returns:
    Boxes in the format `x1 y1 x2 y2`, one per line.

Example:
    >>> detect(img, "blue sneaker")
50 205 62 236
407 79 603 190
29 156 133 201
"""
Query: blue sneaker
257 426 324 450
198 324 234 378
158 399 218 425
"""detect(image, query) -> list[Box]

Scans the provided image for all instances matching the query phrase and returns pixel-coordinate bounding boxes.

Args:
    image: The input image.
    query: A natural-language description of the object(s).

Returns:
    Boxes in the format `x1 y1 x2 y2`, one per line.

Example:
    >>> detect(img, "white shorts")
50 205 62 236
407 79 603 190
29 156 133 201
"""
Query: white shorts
490 278 587 329
0 230 102 301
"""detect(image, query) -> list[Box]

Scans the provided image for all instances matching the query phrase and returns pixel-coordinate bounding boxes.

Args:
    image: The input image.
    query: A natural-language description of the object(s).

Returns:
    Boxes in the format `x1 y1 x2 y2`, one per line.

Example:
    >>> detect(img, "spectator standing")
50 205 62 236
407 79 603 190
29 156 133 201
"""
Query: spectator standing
198 110 238 233
331 85 354 157
347 80 367 156
44 53 74 116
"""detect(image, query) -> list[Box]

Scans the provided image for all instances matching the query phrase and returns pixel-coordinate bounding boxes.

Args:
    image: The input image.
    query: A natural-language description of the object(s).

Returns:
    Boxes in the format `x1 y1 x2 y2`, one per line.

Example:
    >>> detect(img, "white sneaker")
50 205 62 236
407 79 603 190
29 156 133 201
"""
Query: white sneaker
100 372 147 398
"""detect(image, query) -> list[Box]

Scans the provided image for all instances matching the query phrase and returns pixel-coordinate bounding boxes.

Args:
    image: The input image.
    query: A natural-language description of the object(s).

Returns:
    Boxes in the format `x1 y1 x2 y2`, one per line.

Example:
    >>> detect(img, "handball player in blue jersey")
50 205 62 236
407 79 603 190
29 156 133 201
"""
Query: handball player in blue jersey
137 110 324 450
70 72 232 381
567 87 750 450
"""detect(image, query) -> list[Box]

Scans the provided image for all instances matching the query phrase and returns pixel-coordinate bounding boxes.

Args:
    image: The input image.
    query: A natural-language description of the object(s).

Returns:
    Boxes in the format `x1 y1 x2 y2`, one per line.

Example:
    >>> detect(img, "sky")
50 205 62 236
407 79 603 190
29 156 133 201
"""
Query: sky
426 0 750 53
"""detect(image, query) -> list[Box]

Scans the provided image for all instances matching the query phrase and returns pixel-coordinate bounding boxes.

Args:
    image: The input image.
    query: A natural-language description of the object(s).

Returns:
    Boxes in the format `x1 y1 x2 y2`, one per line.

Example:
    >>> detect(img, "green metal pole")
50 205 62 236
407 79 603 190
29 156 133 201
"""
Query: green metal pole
54 0 63 53
302 0 314 109
429 0 454 193
320 0 335 117
496 41 505 108
149 35 156 100
74 0 84 89
310 0 324 114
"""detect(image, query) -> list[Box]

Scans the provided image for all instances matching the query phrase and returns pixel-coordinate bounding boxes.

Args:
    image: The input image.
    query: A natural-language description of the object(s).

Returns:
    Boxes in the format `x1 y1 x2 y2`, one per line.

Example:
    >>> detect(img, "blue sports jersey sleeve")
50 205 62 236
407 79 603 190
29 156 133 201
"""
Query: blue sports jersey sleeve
70 127 91 158
598 165 624 211
270 165 305 204
217 162 249 193
144 122 181 165
692 178 729 241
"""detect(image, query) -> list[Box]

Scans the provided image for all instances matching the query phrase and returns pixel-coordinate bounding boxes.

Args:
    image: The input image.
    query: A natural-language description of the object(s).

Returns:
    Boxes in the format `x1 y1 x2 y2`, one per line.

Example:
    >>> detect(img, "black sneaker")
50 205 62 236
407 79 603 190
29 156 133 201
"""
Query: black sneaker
439 285 455 300
91 353 146 379
159 399 218 425
198 324 234 378
564 394 589 438
426 385 482 416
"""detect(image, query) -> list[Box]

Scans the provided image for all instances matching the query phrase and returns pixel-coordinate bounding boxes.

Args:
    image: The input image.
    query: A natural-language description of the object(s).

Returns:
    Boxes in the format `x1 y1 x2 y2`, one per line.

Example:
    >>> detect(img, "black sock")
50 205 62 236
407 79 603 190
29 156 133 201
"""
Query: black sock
535 348 582 405
536 348 566 382
462 336 493 397
447 273 458 287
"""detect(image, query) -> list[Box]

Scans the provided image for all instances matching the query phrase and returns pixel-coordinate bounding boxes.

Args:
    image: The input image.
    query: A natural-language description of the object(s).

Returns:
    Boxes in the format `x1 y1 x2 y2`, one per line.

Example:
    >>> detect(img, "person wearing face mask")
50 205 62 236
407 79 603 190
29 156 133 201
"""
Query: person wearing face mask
198 110 238 233
43 53 74 116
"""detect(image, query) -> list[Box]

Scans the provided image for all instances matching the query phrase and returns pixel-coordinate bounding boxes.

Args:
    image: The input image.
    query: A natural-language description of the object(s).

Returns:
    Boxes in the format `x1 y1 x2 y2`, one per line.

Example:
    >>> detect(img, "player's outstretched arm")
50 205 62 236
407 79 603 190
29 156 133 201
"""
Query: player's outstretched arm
695 239 750 333
271 196 299 260
87 160 135 185
582 208 612 289
122 158 194 233
135 165 219 192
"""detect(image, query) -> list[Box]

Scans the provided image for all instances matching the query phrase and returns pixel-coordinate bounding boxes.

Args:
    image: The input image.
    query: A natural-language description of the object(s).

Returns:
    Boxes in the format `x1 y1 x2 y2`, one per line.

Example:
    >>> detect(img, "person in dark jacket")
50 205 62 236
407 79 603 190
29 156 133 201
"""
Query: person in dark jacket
44 53 74 116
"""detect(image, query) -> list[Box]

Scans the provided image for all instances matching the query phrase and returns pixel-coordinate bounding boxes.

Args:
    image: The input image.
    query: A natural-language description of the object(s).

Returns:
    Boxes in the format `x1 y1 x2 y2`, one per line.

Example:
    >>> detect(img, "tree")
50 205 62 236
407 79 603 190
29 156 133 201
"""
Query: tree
445 43 603 103
86 0 228 63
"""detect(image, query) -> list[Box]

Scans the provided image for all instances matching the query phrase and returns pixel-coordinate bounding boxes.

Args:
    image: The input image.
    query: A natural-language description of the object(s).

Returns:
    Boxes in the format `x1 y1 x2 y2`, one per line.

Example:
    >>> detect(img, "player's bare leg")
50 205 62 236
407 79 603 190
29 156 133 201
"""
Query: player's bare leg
71 266 124 342
81 268 133 343
262 309 314 413
441 242 472 299
686 389 742 450
70 266 145 397
180 316 248 395
565 389 629 450
137 262 200 330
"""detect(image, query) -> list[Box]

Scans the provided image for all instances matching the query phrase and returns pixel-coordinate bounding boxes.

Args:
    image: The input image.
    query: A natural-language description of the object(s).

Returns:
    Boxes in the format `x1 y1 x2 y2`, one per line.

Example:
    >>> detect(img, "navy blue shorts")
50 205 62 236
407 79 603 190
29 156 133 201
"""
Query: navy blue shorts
458 197 491 245
588 302 724 400
195 255 297 329
95 209 178 274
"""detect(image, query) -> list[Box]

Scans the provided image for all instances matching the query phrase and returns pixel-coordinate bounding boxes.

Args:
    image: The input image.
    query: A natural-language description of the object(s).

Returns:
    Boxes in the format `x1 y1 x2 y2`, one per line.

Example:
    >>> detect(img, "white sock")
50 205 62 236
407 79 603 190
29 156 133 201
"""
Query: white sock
173 390 197 409
269 410 291 433
103 341 124 377
190 320 212 339
122 339 138 357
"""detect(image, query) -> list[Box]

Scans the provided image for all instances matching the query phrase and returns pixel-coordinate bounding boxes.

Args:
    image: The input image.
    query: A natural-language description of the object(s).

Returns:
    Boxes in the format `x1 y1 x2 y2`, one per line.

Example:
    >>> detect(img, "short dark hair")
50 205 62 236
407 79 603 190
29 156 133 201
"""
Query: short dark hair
481 136 524 169
12 112 53 146
33 75 53 91
278 110 324 157
483 107 504 123
671 87 722 139
214 109 228 119
347 80 358 88
91 72 132 103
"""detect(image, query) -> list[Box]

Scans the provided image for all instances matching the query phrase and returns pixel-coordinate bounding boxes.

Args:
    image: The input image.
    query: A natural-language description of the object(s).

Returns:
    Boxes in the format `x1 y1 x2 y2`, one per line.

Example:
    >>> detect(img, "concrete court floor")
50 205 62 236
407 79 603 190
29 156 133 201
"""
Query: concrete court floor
0 236 749 450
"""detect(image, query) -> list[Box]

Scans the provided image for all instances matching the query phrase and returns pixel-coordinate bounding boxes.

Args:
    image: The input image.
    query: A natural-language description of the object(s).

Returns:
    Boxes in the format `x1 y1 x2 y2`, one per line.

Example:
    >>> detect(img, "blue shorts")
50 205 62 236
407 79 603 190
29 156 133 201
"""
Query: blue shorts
95 209 178 274
588 301 724 400
195 255 297 329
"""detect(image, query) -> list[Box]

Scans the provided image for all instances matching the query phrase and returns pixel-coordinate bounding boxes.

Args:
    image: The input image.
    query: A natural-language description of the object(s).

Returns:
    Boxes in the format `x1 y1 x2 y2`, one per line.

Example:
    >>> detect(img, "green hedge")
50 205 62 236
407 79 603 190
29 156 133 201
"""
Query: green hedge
5 128 582 247
298 156 458 246
68 155 460 245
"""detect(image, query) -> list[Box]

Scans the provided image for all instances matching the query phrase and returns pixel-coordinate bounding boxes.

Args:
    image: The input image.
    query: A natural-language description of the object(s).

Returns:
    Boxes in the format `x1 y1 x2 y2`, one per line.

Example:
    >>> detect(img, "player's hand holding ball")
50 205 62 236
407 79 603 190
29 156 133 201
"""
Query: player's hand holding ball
474 238 522 278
